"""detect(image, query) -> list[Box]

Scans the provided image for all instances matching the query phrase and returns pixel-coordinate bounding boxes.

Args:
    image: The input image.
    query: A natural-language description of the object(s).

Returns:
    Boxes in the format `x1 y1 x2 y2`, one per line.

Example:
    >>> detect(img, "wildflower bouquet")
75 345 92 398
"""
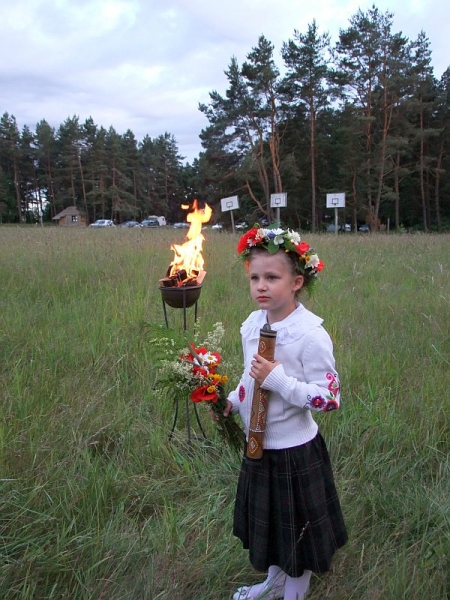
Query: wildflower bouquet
147 322 245 453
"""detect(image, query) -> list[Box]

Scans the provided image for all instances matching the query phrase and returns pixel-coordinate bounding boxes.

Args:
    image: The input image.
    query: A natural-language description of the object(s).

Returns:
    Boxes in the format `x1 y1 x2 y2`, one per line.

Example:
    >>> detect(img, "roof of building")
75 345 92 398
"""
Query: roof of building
52 206 86 220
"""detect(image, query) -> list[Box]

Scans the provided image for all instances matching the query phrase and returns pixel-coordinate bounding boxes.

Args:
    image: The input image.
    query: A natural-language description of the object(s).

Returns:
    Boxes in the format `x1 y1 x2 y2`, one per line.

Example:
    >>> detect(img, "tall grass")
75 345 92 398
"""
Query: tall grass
1 227 448 599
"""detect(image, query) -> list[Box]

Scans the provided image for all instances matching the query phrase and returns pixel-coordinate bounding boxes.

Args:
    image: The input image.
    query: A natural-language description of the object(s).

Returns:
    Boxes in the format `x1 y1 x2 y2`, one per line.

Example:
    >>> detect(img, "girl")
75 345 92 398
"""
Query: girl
224 225 347 600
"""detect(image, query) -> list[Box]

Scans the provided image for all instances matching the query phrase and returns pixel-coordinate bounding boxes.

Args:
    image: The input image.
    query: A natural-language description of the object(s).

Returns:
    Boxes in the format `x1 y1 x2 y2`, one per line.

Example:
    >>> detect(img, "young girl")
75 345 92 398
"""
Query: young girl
224 225 347 600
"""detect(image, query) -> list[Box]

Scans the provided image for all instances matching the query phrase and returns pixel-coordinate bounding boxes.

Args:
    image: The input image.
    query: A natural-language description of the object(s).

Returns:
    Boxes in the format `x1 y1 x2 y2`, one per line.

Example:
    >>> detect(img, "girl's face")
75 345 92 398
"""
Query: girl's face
248 251 304 324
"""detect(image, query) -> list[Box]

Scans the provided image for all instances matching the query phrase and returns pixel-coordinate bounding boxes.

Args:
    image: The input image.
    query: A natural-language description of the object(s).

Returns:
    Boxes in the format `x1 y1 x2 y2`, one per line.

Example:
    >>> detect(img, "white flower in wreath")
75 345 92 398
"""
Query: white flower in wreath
286 229 301 244
271 228 285 245
257 228 270 239
306 253 320 268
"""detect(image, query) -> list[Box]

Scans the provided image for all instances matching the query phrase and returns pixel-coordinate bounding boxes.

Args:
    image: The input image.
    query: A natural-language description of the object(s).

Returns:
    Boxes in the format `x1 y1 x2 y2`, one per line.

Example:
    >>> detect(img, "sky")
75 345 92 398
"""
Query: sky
1 0 448 164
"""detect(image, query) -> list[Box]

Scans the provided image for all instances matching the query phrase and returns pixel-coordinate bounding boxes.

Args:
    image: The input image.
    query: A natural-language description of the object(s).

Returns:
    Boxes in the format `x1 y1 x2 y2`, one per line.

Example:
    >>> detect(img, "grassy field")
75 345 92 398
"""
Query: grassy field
1 226 449 600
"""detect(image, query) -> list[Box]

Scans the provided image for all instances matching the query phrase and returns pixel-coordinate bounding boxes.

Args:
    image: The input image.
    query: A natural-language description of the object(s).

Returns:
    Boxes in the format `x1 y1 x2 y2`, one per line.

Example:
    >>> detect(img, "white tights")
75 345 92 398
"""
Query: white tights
283 570 312 600
233 566 312 600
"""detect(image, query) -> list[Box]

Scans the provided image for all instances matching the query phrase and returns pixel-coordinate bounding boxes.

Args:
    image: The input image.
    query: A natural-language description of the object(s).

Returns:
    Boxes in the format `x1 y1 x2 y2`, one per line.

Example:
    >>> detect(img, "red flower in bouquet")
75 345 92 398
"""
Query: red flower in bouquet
191 384 219 403
181 344 221 371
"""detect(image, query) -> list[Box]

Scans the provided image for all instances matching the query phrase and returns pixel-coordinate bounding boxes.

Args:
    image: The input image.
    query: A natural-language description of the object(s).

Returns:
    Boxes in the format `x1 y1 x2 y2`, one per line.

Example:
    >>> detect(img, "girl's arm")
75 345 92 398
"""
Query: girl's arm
261 329 341 413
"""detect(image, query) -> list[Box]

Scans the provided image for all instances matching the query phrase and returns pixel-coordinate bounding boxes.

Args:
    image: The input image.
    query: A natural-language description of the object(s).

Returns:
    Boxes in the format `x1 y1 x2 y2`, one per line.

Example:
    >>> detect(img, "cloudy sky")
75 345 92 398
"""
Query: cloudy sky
1 0 448 163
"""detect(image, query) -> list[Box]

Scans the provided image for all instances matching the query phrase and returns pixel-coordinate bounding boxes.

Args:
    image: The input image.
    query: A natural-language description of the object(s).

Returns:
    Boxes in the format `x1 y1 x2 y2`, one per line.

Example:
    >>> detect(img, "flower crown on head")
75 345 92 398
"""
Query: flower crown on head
237 224 324 281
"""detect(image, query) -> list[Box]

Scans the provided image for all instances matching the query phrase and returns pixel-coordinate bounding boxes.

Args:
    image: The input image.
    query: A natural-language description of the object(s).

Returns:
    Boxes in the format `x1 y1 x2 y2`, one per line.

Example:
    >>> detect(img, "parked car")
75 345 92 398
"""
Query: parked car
172 222 189 229
326 223 351 233
90 219 115 228
235 220 249 231
358 224 370 232
141 219 160 227
211 223 224 230
118 220 141 228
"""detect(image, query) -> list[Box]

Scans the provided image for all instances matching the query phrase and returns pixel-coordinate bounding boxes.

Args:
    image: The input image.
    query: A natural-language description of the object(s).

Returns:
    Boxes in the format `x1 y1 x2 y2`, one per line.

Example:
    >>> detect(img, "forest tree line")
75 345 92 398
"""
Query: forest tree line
1 6 449 231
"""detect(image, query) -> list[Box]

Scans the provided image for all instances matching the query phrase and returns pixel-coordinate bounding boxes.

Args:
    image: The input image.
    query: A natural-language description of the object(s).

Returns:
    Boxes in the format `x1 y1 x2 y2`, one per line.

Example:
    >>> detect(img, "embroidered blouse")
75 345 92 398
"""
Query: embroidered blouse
228 303 341 450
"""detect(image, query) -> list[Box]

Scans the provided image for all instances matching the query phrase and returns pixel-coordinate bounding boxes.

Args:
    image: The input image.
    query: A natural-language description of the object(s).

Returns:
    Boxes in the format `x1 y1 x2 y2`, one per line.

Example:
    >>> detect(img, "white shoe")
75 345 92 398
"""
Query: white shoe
232 582 284 600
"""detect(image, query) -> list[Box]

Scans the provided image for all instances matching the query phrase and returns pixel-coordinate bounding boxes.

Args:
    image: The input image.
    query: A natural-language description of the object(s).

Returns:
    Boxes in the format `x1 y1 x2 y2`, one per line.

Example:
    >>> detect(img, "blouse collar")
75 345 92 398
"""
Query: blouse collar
241 304 323 344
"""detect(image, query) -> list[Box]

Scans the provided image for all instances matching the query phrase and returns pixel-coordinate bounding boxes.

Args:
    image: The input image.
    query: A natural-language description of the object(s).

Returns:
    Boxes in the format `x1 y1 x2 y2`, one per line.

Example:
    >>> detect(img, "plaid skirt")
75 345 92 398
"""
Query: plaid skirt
233 432 347 577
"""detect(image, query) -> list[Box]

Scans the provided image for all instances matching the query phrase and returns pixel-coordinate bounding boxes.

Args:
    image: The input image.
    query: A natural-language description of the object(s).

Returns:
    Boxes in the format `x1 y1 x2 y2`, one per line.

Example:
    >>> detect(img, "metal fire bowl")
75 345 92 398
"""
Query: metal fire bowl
159 284 202 309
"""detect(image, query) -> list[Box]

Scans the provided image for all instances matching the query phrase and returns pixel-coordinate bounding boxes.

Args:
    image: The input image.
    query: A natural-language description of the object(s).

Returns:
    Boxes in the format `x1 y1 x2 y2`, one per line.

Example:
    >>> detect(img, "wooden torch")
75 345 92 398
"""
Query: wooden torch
246 323 277 460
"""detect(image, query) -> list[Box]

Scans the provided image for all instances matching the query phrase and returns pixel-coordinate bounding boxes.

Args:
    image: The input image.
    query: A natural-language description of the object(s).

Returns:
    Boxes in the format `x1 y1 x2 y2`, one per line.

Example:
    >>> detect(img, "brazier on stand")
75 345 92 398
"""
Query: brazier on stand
159 268 207 444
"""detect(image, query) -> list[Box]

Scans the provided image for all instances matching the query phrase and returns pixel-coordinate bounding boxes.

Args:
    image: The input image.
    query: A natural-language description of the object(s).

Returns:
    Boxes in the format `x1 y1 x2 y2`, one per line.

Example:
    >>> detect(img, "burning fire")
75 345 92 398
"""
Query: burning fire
166 199 211 286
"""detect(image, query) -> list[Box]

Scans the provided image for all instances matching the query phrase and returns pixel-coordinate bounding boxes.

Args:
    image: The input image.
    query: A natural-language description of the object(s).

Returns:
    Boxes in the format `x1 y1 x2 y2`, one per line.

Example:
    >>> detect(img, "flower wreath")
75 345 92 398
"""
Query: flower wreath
237 224 324 284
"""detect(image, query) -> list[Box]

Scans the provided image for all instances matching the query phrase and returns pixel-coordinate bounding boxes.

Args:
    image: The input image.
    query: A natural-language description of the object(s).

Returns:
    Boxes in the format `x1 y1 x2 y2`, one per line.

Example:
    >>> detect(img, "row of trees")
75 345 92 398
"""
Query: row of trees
0 6 449 231
0 115 189 225
198 6 450 232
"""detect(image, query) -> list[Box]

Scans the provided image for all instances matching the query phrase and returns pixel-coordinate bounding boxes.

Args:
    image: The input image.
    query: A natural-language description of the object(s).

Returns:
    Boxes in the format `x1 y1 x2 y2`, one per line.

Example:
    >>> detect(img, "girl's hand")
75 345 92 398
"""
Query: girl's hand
210 399 233 421
250 354 280 385
223 400 233 417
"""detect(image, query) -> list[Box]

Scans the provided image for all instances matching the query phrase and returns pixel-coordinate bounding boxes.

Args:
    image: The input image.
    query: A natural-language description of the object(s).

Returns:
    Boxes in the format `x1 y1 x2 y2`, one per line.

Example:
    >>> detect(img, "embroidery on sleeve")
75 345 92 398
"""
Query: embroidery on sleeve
239 385 246 403
326 372 340 395
304 372 341 411
310 396 326 409
324 372 340 411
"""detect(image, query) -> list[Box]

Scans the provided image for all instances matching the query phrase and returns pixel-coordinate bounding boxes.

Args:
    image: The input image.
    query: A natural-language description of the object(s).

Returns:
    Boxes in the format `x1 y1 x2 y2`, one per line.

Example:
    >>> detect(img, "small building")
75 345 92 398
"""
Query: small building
52 206 87 227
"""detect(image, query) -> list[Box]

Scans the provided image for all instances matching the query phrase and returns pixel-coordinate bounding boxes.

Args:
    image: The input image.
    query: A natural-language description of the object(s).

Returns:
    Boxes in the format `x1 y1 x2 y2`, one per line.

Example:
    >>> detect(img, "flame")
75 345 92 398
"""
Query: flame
169 199 212 277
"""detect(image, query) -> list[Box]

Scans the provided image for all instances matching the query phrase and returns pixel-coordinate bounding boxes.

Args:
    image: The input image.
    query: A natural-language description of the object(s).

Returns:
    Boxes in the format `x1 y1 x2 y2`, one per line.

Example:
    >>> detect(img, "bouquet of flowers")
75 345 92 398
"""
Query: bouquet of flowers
147 322 245 453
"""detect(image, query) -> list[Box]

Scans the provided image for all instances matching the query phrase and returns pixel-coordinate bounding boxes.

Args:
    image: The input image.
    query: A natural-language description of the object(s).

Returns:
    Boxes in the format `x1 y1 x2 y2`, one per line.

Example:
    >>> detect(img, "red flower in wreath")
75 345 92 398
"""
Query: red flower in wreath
237 228 259 254
295 241 310 255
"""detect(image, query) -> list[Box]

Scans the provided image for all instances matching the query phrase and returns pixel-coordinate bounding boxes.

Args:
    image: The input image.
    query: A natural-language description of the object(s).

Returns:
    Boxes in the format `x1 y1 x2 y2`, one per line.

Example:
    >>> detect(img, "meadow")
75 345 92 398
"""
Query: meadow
0 226 449 600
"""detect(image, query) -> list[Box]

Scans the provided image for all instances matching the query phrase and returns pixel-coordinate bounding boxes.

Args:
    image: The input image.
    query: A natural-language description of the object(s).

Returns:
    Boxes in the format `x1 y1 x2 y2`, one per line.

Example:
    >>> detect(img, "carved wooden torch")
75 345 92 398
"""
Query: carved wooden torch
246 323 277 460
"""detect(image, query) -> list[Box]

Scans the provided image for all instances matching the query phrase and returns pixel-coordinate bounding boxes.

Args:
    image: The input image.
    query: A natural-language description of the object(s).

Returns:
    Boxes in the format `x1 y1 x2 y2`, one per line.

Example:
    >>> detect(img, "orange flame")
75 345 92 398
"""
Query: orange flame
169 199 212 277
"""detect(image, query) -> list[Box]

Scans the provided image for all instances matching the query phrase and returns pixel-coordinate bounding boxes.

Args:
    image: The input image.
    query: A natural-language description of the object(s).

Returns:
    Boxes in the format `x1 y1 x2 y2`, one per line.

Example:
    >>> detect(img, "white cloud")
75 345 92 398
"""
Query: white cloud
0 0 448 163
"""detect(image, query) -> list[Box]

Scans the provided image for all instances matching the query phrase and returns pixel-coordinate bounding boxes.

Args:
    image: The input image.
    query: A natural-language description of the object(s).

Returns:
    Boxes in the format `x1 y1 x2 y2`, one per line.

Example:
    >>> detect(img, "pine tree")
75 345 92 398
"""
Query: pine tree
35 120 58 219
281 20 332 230
200 36 283 221
105 127 135 222
0 113 24 222
407 31 439 231
139 133 184 222
333 6 400 225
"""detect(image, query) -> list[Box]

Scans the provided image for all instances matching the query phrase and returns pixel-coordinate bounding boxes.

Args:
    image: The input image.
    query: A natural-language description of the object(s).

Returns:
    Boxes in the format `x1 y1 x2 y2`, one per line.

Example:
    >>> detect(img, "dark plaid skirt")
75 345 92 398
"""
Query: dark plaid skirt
233 432 347 577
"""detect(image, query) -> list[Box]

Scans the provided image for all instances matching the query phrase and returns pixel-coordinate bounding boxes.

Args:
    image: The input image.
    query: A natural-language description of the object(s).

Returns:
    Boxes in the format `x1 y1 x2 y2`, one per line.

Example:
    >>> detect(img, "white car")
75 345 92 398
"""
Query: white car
90 219 116 228
235 221 249 230
326 223 351 233
172 222 189 229
118 220 141 228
